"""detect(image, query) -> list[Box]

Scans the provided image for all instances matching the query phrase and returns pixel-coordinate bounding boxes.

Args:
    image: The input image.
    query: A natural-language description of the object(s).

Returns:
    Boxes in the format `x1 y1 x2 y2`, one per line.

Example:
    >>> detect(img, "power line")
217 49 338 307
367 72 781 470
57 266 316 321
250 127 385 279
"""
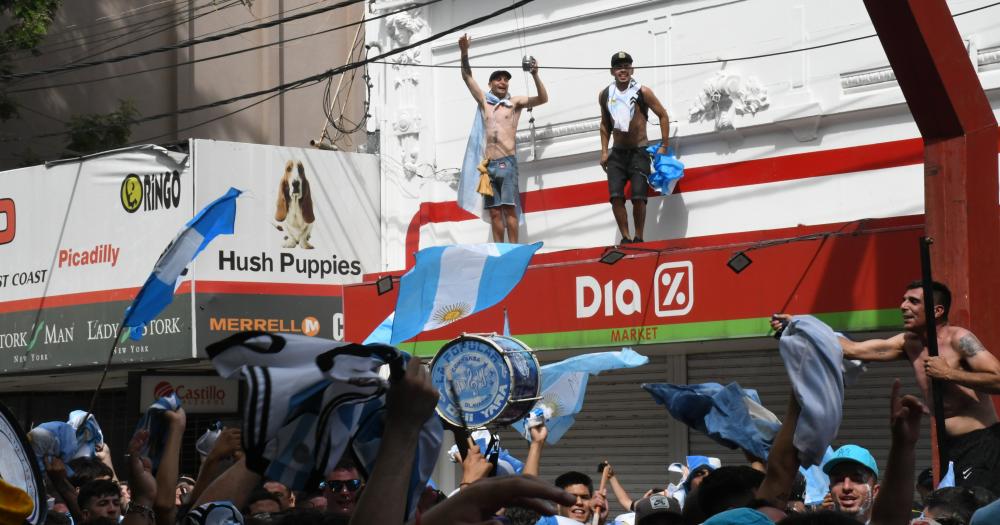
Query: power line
1 0 366 81
7 0 444 94
31 0 540 141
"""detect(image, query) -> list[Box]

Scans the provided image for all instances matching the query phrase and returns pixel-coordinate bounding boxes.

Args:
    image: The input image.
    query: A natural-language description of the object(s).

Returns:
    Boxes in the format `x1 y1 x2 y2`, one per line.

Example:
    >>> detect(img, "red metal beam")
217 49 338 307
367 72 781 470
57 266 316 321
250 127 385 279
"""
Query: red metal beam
863 0 1000 478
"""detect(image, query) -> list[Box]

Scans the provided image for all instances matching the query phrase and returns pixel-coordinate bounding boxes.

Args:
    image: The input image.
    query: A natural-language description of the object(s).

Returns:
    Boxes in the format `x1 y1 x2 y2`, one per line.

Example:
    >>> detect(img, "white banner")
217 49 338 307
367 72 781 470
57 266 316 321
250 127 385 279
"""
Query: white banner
191 140 381 285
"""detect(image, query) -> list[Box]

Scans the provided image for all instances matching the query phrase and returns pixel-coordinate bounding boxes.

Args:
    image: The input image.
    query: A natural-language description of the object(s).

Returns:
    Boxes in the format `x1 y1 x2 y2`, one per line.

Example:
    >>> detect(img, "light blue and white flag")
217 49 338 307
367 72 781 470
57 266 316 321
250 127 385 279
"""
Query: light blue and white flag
367 243 541 345
642 382 781 461
206 332 441 521
68 410 104 458
512 348 648 444
124 187 240 340
134 392 182 472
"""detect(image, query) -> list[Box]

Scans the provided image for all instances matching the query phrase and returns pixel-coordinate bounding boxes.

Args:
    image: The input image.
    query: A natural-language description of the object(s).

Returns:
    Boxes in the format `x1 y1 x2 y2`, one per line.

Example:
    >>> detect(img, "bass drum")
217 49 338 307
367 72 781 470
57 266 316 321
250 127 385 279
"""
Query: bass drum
430 334 540 429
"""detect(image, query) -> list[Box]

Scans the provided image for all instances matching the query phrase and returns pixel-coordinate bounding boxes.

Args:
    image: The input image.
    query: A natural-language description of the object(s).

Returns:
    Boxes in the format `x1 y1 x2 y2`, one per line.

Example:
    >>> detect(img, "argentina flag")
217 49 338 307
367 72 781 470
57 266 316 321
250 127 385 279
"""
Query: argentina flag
373 242 541 345
124 187 240 340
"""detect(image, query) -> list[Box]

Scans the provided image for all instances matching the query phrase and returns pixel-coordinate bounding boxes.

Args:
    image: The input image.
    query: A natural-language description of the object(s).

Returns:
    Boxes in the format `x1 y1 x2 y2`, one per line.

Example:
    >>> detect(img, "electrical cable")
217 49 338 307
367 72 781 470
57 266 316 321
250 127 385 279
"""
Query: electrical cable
6 0 441 94
27 0 540 141
0 0 367 81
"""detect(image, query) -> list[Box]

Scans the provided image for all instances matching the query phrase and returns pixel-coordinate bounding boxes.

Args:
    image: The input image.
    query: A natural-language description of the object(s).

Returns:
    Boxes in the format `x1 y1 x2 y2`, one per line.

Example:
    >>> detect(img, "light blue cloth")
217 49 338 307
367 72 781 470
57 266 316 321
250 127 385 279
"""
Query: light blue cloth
368 243 541 345
28 421 79 475
703 508 773 525
972 497 1000 525
642 382 780 460
458 92 523 222
779 315 845 466
937 461 955 488
135 392 182 472
124 187 240 340
645 143 684 195
68 410 104 458
512 349 649 444
800 447 835 505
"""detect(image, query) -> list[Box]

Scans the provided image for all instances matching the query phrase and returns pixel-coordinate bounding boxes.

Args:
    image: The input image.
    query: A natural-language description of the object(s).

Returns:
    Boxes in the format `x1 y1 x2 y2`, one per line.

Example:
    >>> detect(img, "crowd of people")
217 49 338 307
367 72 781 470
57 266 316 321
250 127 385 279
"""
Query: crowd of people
5 280 1000 525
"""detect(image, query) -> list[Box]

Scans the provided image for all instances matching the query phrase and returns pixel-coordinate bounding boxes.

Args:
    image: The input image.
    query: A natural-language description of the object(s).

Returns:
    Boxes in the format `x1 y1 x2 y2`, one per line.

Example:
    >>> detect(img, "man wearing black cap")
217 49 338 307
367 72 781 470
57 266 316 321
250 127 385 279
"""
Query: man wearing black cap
459 33 548 243
598 51 671 244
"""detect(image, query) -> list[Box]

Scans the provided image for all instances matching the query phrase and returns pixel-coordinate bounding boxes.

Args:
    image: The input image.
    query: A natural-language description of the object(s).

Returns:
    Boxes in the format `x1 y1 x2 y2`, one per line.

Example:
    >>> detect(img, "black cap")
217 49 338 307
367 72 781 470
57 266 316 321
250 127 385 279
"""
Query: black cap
489 70 512 82
634 495 681 524
611 51 633 67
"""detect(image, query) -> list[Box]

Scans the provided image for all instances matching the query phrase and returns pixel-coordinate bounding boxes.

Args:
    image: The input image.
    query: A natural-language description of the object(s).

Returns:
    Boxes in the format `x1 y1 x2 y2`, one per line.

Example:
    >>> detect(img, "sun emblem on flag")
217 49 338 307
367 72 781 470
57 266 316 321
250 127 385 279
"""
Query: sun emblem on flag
432 302 472 325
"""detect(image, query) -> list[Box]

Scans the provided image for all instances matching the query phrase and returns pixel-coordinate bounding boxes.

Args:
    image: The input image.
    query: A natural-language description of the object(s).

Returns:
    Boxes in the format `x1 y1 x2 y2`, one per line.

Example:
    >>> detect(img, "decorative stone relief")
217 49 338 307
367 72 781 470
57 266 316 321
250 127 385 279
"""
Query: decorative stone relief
370 6 428 178
688 71 769 130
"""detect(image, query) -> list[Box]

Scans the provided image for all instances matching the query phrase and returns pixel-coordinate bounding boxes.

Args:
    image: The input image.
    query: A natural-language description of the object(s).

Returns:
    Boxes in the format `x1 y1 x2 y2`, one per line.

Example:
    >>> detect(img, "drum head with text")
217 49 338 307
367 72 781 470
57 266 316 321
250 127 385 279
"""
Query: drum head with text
431 337 512 428
0 401 46 525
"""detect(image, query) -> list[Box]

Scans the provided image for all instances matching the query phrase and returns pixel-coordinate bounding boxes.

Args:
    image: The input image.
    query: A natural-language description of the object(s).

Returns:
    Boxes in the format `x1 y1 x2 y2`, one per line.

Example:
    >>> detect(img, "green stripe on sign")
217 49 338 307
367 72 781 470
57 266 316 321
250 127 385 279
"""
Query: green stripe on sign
402 308 901 357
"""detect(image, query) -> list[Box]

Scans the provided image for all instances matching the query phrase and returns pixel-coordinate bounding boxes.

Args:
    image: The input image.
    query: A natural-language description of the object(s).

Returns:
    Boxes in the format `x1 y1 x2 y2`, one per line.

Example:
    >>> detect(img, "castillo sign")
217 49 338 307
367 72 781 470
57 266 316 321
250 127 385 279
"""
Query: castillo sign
139 375 238 414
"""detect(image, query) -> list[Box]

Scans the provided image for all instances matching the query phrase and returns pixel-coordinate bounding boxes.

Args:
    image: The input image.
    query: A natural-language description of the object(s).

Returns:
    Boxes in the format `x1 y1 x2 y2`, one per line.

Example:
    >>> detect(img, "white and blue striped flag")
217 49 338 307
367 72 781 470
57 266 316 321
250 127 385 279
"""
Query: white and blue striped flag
512 348 648 444
365 243 541 345
123 187 240 340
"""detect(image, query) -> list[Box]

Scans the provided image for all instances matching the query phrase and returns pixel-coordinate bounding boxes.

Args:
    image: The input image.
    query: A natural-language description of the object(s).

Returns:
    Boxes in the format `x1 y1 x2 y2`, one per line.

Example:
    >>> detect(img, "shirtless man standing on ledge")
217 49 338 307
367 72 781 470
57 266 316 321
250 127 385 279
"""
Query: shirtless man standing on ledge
772 280 1000 493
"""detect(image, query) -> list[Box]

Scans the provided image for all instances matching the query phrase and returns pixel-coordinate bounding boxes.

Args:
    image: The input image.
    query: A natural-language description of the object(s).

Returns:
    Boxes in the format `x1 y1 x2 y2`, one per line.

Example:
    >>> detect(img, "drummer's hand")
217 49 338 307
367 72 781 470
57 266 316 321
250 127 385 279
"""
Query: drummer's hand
529 423 548 445
460 438 493 486
387 356 439 427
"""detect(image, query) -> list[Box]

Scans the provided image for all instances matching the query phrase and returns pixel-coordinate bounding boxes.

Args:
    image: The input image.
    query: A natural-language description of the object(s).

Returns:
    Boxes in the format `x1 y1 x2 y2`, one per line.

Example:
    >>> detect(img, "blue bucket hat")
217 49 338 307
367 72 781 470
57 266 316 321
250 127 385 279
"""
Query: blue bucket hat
822 444 879 480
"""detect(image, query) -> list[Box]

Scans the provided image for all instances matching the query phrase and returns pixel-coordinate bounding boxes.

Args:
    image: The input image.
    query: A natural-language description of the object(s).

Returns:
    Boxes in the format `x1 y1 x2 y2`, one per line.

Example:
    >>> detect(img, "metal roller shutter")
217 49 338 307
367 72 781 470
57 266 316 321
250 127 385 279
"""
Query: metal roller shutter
686 345 931 479
498 350 679 514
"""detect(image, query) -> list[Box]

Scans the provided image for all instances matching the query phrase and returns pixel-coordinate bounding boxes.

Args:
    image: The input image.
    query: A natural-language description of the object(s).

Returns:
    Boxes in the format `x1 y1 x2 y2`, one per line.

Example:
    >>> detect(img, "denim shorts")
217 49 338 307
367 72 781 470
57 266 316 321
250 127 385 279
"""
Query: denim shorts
484 156 519 208
606 147 650 201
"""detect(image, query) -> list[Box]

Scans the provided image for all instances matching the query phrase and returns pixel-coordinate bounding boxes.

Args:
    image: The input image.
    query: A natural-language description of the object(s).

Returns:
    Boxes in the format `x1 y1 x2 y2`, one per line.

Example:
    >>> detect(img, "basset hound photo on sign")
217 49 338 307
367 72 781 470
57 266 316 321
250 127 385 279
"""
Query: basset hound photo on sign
274 160 315 249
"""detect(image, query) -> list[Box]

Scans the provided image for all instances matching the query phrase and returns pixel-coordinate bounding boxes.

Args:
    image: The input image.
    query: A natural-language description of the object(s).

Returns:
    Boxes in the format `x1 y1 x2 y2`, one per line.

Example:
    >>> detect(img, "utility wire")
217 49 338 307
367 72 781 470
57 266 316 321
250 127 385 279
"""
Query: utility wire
6 0 214 58
30 0 540 140
0 0 366 81
7 0 443 94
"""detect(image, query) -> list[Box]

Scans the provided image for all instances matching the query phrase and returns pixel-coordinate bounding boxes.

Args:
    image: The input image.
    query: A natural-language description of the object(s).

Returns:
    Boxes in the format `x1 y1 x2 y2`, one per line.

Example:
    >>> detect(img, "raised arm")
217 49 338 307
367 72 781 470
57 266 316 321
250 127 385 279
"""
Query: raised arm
516 58 548 109
641 87 670 154
154 408 186 525
870 380 927 525
605 464 635 512
770 315 905 362
756 392 801 509
522 423 547 477
925 329 1000 394
458 34 485 109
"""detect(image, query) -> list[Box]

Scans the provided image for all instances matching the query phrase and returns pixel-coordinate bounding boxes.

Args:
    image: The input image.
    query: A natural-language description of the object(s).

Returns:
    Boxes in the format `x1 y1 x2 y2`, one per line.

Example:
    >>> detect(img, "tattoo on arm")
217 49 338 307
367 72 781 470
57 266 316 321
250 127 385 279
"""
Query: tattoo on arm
958 333 986 358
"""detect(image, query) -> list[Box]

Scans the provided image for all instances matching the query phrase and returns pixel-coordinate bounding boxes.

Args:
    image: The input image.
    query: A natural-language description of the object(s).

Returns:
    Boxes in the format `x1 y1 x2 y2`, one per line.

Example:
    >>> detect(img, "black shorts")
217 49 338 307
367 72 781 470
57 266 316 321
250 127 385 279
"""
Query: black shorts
606 147 650 201
947 423 1000 494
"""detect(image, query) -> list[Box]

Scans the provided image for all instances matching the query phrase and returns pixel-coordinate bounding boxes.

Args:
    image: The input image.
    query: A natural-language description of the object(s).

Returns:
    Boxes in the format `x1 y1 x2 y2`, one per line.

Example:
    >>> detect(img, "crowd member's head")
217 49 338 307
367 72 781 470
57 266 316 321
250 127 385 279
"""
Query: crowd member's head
923 487 979 525
903 280 951 330
822 445 879 523
264 479 296 510
297 490 327 511
787 472 807 514
695 466 765 519
77 479 122 522
246 487 283 515
684 464 715 492
634 494 683 525
119 480 131 510
701 507 772 525
68 457 114 488
176 475 195 506
323 458 364 518
554 471 594 523
916 468 934 507
81 518 120 525
505 505 542 525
